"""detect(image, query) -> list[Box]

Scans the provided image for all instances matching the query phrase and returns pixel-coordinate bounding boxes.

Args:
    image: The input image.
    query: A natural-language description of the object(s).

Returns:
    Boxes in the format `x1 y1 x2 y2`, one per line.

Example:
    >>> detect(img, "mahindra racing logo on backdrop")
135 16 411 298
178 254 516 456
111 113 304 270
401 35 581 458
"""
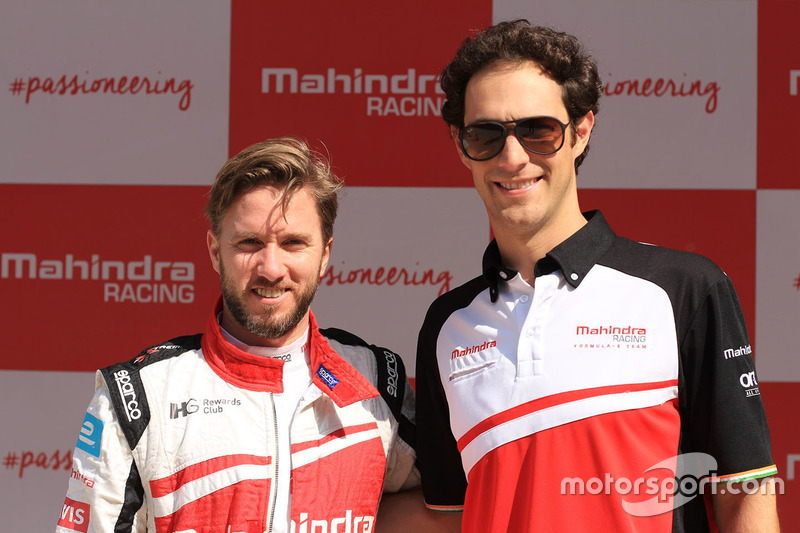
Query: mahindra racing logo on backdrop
262 67 444 117
1 252 196 304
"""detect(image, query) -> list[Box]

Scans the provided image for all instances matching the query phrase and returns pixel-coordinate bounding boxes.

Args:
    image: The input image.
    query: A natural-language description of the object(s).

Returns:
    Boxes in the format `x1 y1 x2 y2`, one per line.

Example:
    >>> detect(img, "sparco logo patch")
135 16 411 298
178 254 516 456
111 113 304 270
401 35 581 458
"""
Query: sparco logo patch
317 364 340 389
113 369 142 421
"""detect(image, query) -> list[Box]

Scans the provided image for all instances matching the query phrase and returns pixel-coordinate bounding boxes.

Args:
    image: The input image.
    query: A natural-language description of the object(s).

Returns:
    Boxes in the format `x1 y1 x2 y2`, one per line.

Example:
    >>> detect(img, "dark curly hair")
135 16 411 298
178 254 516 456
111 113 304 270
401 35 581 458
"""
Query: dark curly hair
440 20 602 171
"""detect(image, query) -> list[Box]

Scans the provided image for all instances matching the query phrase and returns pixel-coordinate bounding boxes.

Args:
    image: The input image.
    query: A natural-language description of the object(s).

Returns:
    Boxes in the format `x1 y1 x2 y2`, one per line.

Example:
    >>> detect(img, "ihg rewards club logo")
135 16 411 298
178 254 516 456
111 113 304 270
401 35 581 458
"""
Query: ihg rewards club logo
1 252 195 303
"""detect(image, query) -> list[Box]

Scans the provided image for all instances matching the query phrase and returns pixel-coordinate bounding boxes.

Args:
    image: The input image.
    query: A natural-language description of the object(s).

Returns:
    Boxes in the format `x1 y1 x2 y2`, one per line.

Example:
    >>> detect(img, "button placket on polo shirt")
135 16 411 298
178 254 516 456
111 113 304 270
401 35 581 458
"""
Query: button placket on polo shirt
504 275 535 379
517 272 559 378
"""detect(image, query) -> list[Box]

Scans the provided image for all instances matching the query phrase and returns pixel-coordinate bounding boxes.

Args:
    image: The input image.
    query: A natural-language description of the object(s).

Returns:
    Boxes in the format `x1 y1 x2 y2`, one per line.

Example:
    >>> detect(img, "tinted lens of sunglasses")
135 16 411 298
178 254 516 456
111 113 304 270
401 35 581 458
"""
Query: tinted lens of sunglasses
515 117 565 155
460 117 566 161
460 123 507 161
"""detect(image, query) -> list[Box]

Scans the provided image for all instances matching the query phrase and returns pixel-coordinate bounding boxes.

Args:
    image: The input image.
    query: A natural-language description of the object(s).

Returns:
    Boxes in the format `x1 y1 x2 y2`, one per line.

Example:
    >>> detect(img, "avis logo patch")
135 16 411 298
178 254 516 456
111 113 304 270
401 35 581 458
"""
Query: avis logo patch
317 364 340 389
58 497 90 532
76 412 104 458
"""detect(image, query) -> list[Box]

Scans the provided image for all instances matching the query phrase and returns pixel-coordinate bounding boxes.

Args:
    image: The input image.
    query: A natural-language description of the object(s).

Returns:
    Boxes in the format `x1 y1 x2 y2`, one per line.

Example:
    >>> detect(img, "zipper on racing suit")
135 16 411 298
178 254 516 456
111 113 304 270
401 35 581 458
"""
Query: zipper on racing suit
268 391 278 533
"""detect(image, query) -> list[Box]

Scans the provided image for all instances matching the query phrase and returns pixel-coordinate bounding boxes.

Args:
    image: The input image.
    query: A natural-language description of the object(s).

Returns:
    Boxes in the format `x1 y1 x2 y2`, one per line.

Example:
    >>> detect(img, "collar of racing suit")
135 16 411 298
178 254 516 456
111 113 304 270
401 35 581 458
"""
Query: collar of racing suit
201 297 380 407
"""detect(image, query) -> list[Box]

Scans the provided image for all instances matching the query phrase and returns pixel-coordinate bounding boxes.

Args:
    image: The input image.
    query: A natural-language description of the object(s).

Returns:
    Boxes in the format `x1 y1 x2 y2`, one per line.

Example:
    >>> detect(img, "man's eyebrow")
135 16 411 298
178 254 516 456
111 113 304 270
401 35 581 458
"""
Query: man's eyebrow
230 230 315 241
231 231 261 239
282 231 314 241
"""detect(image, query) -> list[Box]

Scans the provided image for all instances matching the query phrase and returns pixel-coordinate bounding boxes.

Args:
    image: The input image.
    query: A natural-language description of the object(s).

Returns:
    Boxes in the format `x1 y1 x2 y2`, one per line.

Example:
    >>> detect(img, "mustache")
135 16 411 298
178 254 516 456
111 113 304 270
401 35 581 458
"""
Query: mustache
247 278 292 290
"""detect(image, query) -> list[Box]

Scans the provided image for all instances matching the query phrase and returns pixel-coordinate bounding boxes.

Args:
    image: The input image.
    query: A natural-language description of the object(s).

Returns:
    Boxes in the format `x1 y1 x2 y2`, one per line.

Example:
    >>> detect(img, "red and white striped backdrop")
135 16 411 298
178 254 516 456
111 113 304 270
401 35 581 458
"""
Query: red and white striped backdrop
1 1 798 529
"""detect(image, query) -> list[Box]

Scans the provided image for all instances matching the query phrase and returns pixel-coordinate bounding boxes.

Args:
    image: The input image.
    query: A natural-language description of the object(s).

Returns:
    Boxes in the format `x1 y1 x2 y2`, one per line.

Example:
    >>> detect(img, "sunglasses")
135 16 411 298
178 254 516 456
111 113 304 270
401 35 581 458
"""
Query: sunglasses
458 116 569 161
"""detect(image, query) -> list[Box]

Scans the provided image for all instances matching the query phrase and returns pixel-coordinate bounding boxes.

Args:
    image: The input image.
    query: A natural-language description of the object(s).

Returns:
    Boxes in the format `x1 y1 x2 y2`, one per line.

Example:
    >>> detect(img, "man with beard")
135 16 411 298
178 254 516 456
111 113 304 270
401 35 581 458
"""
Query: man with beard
56 138 419 533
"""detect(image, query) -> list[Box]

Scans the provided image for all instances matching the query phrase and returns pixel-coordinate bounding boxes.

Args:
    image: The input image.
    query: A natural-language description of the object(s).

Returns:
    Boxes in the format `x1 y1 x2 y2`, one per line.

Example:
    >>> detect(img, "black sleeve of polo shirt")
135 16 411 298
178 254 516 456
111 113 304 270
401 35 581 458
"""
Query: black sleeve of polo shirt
415 304 468 510
678 275 775 477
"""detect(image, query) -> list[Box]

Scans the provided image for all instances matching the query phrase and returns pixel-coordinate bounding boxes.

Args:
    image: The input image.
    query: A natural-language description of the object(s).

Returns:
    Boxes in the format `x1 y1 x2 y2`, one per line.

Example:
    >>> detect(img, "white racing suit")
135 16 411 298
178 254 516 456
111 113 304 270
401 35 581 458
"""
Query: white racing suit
56 301 419 533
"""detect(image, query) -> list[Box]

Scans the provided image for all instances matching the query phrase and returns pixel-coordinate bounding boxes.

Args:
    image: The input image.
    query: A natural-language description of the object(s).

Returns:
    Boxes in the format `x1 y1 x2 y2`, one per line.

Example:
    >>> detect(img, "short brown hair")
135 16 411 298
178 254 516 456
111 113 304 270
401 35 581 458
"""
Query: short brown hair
206 137 343 243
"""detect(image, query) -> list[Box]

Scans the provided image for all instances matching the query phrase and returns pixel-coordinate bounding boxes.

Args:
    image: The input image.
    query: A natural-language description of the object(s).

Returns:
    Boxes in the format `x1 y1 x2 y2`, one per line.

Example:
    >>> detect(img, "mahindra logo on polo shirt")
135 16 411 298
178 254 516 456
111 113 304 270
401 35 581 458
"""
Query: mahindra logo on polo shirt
724 344 752 360
576 325 647 343
451 340 497 360
113 370 141 421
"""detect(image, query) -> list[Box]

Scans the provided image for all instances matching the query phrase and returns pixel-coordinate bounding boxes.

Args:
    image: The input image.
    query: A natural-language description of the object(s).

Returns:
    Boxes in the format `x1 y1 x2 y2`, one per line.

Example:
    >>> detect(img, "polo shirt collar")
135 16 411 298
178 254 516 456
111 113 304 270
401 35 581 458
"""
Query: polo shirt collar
482 210 616 302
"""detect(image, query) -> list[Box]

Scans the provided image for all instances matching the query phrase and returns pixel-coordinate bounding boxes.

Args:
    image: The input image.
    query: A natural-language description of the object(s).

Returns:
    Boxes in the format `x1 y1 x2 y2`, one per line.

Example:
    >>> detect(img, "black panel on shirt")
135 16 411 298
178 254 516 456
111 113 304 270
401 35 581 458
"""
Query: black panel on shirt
100 334 202 450
588 229 774 532
596 237 773 473
416 276 488 508
113 461 144 533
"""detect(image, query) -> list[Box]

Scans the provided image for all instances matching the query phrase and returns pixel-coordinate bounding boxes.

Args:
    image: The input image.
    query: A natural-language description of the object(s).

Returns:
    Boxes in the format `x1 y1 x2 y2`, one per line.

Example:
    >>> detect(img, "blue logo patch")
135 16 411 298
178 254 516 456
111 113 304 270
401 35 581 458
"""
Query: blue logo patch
76 412 104 458
316 364 340 389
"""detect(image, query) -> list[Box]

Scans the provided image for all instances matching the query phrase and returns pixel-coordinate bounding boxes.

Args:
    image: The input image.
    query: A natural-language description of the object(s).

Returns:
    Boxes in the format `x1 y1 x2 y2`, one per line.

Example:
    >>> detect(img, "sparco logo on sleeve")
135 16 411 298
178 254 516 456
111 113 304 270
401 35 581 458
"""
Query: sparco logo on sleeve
113 370 142 421
383 350 399 397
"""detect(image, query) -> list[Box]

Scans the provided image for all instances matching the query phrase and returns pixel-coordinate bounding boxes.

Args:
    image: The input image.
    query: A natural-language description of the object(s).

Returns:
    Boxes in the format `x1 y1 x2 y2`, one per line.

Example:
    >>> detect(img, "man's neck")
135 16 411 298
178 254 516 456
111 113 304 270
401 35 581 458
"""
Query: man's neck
219 310 311 350
493 211 587 284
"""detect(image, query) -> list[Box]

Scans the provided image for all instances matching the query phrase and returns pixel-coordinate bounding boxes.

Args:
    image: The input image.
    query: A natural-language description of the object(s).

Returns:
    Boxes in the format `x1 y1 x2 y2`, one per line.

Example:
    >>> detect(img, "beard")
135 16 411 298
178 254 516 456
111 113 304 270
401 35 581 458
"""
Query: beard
219 259 320 341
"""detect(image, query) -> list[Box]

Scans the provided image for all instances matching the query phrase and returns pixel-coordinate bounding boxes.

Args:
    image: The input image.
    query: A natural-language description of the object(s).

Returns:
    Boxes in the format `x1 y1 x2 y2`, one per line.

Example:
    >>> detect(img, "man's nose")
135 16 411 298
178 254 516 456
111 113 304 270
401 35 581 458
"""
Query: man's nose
496 132 531 168
254 245 287 281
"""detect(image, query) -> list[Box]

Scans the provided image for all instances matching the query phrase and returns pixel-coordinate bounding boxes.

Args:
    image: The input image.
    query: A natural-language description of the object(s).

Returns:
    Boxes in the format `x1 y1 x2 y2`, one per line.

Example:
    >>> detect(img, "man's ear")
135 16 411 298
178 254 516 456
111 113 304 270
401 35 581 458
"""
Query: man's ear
571 111 595 157
207 229 221 274
319 237 332 278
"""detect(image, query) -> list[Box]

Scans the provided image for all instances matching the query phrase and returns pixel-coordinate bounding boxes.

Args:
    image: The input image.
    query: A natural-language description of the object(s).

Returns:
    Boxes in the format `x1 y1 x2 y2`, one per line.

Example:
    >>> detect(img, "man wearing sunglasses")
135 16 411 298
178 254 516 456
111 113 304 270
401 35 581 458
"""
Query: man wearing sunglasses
412 19 779 532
